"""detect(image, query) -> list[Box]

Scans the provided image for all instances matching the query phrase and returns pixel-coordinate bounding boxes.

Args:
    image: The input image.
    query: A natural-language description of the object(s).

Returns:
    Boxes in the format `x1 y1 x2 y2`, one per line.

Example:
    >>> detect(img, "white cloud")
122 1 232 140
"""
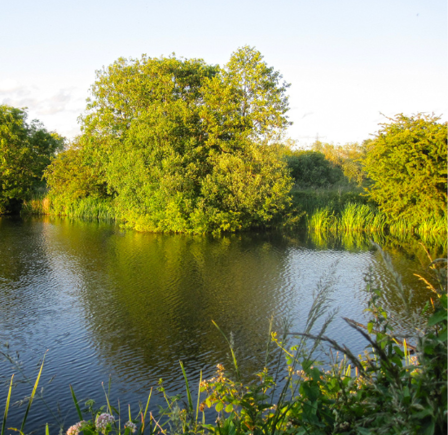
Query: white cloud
0 84 86 138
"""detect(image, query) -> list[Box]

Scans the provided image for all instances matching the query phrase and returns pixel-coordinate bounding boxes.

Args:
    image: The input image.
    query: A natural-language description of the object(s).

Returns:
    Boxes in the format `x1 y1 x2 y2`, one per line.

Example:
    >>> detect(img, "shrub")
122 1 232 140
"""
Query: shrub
362 113 447 225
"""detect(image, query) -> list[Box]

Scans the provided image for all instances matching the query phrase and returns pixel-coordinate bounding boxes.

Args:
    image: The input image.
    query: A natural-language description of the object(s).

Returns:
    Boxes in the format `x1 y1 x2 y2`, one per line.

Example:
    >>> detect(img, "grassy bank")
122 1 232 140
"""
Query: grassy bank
2 249 446 435
306 202 446 239
22 193 116 221
290 188 446 239
23 188 447 240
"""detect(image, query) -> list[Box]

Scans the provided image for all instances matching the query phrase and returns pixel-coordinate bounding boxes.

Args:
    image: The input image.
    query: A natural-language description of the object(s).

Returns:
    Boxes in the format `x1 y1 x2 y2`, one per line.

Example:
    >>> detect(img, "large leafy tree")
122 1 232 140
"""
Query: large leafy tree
362 113 447 224
48 47 293 233
0 105 63 213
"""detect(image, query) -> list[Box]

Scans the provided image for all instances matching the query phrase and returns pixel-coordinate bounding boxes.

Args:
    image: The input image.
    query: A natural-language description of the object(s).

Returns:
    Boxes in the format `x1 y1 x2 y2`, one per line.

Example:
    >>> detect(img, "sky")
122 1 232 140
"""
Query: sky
1 0 446 146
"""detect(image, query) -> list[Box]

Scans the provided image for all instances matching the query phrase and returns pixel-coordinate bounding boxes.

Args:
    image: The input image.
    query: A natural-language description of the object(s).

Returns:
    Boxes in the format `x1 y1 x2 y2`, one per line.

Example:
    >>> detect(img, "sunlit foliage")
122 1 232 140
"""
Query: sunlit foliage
362 113 447 224
0 105 63 213
312 140 367 186
45 47 293 233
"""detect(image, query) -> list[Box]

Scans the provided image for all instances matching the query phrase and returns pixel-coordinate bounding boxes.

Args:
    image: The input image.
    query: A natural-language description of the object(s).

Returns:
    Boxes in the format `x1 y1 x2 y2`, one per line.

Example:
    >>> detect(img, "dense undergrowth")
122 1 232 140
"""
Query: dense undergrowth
2 248 446 435
22 188 447 241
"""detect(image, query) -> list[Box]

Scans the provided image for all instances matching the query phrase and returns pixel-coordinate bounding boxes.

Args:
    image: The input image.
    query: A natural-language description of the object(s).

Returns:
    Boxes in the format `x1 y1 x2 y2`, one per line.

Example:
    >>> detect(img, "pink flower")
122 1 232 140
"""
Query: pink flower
66 421 85 435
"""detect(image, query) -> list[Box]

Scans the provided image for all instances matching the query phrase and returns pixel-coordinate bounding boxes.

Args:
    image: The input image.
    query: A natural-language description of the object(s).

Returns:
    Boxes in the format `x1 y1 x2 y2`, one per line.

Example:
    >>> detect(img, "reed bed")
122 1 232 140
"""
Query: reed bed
22 193 51 215
22 195 116 221
23 190 447 239
307 202 447 238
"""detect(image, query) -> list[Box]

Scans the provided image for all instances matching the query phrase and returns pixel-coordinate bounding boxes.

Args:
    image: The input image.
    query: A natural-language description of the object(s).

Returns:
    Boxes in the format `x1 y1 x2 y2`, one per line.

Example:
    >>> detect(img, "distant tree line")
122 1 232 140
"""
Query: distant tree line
0 47 446 232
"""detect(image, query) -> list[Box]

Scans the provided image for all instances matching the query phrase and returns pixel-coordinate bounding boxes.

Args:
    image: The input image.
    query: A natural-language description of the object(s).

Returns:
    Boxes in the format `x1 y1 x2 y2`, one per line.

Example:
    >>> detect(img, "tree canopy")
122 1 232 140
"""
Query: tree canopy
362 113 447 224
284 150 345 187
46 47 293 233
0 105 63 213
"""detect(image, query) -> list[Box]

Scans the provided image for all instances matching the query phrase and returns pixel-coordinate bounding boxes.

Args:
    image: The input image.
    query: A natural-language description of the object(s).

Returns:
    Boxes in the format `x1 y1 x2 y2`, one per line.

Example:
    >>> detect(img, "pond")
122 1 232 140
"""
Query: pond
0 216 444 433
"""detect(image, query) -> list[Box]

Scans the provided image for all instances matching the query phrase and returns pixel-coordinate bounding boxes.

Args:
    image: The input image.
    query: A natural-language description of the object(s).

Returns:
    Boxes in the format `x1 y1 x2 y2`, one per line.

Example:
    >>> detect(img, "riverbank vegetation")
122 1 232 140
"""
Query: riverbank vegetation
0 106 63 214
2 249 446 434
21 111 447 239
42 47 294 234
1 49 447 237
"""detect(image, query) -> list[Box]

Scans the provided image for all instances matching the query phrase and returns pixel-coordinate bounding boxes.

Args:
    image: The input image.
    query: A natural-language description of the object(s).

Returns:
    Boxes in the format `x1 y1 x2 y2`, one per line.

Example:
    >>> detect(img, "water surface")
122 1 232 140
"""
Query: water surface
0 216 441 433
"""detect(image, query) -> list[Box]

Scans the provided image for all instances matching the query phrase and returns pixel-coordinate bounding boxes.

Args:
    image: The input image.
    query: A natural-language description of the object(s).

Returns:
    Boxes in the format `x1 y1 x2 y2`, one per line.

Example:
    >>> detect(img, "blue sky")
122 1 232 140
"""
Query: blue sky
1 0 446 144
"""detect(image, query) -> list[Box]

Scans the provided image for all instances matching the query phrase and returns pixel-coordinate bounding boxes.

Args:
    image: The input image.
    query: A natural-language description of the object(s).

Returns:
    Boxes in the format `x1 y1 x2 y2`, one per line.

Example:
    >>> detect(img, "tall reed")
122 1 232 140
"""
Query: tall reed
22 195 116 221
308 207 338 232
308 202 446 238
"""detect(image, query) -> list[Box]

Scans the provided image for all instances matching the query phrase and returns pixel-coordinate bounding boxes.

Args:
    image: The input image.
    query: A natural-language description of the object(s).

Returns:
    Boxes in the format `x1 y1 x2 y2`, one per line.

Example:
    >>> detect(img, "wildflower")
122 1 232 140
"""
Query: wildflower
95 413 115 434
409 355 419 366
124 421 137 433
67 421 85 435
216 364 224 371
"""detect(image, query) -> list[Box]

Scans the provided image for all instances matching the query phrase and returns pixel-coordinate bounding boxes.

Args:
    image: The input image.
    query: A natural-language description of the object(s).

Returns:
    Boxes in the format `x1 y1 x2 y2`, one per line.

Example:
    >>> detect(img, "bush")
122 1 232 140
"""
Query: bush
362 113 447 225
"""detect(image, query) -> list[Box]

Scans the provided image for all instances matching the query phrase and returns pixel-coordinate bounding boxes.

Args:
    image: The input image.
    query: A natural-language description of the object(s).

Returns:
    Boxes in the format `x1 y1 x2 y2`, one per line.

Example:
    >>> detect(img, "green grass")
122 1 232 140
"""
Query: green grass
23 187 447 240
22 195 116 221
305 197 446 239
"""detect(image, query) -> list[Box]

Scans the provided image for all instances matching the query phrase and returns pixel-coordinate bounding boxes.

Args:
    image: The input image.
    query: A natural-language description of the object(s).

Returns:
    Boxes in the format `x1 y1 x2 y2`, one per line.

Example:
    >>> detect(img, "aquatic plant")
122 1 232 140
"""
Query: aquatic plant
22 195 116 221
307 201 447 240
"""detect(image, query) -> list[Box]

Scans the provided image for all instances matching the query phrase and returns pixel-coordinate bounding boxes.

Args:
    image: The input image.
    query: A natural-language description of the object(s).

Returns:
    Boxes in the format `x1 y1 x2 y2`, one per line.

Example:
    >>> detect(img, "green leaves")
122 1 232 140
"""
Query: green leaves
54 48 293 233
362 113 447 225
427 309 446 327
0 105 63 213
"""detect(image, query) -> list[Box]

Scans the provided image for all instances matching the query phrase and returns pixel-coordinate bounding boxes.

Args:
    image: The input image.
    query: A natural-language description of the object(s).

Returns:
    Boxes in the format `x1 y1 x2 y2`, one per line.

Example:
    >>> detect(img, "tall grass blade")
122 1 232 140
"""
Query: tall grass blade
179 361 193 415
69 385 83 421
139 388 152 435
102 380 113 416
20 353 46 432
211 320 240 381
1 374 14 435
195 370 202 423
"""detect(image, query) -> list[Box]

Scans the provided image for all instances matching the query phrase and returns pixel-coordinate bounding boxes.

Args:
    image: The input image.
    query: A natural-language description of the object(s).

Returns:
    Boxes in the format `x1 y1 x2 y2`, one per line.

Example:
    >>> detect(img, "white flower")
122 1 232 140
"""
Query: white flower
124 421 137 433
95 413 115 433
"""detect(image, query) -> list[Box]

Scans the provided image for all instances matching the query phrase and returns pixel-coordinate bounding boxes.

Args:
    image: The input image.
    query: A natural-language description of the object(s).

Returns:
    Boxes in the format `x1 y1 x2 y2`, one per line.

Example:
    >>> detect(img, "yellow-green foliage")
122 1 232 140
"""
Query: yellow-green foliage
307 202 446 237
45 47 293 233
0 105 63 213
22 194 115 220
44 139 109 202
312 140 367 186
362 113 447 225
